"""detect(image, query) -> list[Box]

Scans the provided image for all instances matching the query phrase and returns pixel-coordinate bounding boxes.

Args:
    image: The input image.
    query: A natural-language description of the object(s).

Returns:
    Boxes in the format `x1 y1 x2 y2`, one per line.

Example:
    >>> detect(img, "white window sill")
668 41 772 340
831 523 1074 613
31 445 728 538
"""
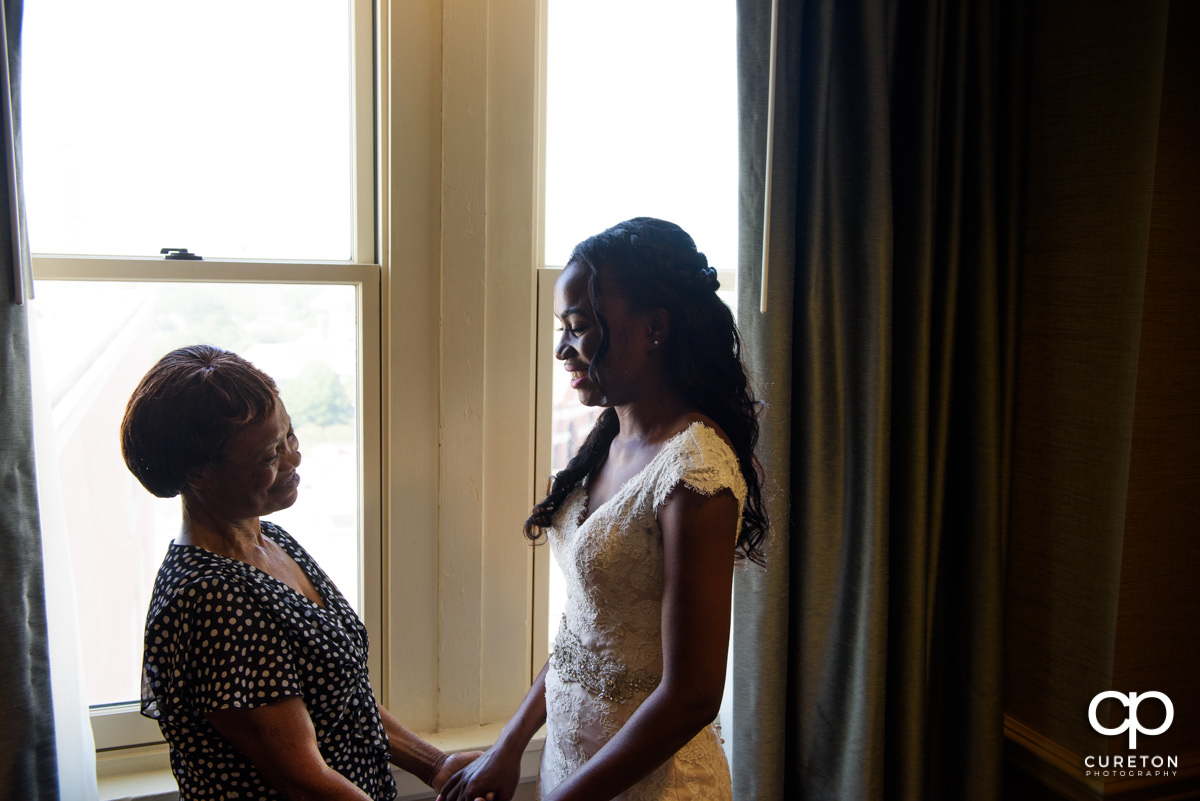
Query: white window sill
97 724 545 801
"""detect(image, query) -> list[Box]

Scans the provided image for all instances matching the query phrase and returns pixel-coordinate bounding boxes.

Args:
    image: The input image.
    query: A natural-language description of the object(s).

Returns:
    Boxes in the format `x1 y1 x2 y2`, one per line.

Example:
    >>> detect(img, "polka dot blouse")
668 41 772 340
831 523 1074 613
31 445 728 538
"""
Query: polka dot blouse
142 521 396 800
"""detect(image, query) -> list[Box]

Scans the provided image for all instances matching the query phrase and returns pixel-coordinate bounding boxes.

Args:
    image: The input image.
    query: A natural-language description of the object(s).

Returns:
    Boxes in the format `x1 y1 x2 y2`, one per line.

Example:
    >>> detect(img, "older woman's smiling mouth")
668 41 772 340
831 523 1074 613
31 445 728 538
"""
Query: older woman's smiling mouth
273 471 301 493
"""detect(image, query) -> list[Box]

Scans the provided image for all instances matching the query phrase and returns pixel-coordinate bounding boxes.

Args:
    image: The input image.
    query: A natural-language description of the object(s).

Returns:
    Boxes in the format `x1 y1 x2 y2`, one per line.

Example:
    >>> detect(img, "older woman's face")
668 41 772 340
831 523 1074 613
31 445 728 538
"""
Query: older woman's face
193 399 302 521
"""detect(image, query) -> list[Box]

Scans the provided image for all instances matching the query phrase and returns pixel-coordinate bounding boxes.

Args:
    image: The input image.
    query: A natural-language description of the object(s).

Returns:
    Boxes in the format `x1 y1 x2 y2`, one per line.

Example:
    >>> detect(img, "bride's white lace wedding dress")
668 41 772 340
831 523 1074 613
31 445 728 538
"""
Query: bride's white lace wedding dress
540 421 746 801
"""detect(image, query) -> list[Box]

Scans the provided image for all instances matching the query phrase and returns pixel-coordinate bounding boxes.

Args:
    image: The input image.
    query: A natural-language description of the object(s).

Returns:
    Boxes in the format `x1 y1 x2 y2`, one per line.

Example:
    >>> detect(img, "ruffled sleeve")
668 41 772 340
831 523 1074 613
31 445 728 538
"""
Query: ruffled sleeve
649 422 747 536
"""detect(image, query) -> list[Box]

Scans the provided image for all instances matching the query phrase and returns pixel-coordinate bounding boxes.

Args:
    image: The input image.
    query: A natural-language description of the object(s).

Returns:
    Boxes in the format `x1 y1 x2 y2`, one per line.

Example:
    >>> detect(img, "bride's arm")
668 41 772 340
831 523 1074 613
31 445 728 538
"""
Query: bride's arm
543 484 739 801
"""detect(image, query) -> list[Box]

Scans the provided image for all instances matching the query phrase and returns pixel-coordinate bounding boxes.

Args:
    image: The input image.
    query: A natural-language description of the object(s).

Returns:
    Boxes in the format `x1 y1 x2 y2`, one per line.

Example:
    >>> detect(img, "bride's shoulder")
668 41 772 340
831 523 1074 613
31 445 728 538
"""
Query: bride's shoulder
649 415 745 511
668 413 735 454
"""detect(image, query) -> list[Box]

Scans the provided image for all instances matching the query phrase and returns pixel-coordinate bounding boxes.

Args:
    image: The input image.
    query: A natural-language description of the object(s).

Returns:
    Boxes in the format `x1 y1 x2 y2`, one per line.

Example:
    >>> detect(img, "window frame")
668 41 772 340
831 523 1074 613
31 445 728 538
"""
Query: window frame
33 259 384 753
375 0 546 731
30 0 382 753
38 0 739 787
531 266 562 669
39 0 552 787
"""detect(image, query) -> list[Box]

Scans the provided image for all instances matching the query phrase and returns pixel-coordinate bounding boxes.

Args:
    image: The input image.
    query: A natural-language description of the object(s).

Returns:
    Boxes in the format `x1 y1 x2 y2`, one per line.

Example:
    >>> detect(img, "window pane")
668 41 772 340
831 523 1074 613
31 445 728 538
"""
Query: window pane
32 281 360 707
544 1 737 651
22 0 354 260
544 0 738 277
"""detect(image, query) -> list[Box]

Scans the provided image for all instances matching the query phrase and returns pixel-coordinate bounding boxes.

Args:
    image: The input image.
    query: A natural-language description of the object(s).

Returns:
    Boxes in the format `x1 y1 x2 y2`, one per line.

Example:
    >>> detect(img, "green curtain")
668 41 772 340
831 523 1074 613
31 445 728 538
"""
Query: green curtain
732 0 1028 798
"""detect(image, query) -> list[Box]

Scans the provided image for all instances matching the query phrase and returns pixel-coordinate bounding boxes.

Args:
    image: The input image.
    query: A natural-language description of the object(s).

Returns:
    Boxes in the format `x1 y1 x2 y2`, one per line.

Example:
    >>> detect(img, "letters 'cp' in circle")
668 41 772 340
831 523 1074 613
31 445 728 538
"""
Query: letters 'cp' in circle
1088 691 1174 750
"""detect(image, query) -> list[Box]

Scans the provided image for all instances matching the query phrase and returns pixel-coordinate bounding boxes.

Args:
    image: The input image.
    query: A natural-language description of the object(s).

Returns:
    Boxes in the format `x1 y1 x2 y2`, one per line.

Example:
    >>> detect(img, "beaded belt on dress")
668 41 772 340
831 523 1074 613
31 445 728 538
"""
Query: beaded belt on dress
550 619 660 703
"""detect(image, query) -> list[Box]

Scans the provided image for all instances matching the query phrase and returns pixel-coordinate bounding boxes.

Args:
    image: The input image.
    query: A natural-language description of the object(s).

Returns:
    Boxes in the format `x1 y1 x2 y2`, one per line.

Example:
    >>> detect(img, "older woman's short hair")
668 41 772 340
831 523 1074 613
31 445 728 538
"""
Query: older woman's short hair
121 345 278 498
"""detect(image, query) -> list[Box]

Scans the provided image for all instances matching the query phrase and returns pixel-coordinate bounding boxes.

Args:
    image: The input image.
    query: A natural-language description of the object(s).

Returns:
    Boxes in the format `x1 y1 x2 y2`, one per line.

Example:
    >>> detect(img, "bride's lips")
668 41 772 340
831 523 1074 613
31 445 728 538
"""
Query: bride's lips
568 369 588 389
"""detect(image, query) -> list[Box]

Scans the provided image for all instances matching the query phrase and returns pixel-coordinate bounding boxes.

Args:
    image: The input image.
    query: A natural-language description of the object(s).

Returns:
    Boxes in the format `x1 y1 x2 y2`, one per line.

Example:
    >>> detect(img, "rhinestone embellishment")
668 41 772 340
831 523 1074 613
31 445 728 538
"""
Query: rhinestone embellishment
550 620 661 703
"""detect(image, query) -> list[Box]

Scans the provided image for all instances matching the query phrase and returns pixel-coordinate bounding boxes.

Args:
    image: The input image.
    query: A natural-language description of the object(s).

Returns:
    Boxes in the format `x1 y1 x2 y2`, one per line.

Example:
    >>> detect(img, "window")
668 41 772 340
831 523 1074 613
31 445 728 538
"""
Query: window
537 0 739 657
543 0 739 277
24 0 738 790
33 282 364 700
23 0 367 261
24 0 379 750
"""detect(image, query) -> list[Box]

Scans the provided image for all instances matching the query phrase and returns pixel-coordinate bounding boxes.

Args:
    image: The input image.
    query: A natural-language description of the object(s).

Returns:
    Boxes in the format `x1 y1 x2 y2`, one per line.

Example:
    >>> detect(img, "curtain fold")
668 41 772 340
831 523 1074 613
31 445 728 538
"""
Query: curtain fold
0 2 60 798
1 0 29 304
734 0 1028 798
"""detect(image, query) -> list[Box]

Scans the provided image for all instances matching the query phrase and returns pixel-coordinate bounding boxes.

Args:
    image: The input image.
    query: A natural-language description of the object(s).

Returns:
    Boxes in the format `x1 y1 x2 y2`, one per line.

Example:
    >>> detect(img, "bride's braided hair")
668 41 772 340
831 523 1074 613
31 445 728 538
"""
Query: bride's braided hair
524 217 767 564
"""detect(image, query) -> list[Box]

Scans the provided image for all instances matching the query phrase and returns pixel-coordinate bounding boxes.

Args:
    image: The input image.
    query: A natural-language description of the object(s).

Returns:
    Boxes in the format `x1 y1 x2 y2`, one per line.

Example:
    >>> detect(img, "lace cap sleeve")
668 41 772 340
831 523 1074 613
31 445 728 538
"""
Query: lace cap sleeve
650 422 747 530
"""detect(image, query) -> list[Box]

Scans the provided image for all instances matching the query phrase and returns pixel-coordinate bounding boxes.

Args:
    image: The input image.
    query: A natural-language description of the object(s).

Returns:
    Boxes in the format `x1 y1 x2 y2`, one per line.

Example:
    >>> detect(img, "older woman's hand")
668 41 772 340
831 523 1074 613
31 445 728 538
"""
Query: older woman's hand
432 751 487 794
436 744 523 801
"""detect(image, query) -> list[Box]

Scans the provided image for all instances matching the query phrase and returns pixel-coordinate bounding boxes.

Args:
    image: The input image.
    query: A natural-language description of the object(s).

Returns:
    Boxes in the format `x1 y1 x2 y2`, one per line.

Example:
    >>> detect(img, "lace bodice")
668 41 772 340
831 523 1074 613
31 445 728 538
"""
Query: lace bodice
541 421 744 800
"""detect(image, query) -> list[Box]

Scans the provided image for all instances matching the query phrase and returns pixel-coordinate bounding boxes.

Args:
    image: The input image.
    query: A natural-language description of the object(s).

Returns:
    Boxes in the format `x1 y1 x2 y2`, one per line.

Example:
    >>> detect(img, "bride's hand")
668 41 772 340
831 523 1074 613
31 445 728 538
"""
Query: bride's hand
431 751 486 794
435 745 520 801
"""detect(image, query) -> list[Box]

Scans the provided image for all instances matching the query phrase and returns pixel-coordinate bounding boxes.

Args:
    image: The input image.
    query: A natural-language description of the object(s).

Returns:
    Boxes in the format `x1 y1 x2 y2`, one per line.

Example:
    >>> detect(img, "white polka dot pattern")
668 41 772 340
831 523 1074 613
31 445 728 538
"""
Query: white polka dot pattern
141 521 396 800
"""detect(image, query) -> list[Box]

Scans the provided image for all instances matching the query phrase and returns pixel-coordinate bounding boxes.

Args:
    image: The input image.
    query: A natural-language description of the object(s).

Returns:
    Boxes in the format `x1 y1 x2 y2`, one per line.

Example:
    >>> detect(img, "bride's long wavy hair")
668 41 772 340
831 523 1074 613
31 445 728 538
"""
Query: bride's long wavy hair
523 217 767 564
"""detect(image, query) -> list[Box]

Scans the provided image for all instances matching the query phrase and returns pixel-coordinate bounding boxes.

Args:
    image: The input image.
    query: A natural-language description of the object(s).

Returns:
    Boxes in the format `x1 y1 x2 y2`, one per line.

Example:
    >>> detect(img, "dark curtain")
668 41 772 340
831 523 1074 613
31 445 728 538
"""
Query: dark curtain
732 0 1028 799
0 0 59 797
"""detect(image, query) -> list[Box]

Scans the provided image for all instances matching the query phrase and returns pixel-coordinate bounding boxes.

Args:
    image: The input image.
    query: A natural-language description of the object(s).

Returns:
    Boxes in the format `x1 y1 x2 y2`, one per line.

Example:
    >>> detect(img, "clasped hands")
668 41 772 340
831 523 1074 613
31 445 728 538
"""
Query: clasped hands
436 742 523 801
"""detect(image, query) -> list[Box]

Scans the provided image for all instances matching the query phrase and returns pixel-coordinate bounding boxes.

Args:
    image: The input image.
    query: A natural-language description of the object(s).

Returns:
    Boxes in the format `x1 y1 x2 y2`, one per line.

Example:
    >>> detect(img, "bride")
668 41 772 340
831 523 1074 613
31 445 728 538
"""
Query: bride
439 217 768 801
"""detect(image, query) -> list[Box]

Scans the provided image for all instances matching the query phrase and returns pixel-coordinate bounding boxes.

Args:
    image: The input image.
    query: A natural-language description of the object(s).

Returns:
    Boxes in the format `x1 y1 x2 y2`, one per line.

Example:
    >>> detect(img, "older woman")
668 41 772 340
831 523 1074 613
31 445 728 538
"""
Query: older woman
123 345 474 801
